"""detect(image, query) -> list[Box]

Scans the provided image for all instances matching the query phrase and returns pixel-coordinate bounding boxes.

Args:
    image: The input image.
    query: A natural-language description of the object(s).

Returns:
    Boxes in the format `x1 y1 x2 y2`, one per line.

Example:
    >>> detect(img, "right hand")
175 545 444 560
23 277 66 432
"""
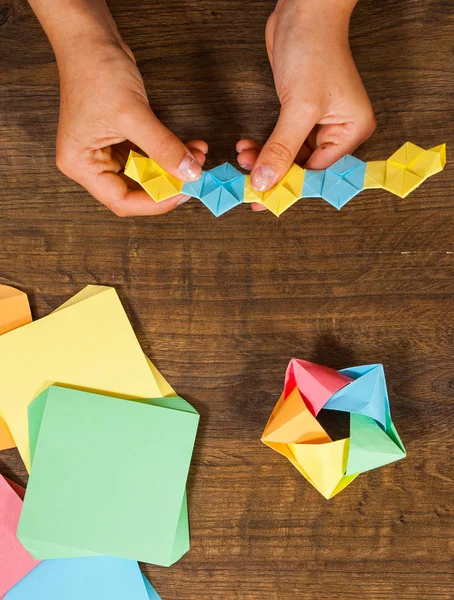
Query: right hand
56 39 207 216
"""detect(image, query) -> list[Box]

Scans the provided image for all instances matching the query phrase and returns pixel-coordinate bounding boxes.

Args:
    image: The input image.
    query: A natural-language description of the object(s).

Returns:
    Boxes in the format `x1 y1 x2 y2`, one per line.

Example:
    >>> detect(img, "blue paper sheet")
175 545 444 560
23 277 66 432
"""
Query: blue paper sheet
4 558 160 600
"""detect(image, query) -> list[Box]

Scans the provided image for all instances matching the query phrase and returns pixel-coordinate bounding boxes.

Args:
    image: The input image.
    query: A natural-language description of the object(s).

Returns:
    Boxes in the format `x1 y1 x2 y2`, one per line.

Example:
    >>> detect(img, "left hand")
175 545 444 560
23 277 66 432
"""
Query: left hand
237 0 376 209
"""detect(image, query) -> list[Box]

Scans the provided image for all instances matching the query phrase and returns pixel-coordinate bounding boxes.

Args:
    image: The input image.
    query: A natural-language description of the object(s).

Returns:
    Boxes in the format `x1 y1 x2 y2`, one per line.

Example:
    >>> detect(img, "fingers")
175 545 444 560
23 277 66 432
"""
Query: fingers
186 140 208 167
236 139 268 212
305 114 376 170
250 104 319 192
82 170 189 217
118 104 204 183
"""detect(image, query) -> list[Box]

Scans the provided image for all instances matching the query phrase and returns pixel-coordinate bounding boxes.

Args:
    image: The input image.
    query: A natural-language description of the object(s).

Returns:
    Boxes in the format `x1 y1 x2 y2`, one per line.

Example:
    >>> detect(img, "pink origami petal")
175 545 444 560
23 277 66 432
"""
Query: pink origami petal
284 359 353 416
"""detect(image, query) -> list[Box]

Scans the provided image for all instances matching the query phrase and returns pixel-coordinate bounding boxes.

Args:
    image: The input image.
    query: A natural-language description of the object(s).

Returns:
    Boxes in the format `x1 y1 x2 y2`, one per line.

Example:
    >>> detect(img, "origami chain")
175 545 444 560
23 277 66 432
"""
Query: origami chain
125 142 446 217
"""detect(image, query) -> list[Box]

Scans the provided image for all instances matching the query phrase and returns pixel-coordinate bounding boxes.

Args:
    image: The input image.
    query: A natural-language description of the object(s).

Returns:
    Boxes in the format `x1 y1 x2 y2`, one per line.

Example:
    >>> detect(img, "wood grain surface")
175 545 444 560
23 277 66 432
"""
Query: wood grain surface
0 1 453 598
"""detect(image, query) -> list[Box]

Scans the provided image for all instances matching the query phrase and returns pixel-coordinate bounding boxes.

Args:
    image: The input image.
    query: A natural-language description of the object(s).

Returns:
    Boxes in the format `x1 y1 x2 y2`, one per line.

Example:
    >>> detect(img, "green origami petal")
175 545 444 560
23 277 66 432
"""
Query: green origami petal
346 413 406 476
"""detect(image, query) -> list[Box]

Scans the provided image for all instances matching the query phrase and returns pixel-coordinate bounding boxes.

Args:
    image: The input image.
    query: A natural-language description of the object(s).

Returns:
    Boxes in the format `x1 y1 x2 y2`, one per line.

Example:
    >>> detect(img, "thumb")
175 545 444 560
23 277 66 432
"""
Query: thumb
250 104 319 192
119 104 203 182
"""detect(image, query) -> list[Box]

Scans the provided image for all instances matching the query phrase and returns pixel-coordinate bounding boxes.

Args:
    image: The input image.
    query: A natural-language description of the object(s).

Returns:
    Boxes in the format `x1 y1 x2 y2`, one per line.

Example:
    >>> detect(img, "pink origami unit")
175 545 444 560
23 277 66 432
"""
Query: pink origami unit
124 142 446 217
262 359 406 499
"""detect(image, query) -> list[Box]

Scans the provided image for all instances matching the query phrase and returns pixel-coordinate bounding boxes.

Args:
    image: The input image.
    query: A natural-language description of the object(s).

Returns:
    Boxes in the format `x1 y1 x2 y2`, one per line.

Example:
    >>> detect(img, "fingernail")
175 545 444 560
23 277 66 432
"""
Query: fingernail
179 155 202 181
252 165 276 192
239 163 253 172
177 195 191 206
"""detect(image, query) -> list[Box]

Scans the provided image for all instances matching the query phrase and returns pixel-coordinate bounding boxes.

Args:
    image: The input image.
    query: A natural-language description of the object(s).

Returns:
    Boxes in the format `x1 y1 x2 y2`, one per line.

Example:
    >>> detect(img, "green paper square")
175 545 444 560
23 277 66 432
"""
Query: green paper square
18 386 199 567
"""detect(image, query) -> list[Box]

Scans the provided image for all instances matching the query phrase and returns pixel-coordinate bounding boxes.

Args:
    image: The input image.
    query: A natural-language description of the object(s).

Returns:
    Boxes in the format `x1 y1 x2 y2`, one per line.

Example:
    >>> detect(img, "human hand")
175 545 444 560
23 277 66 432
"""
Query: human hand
55 39 207 216
238 0 375 205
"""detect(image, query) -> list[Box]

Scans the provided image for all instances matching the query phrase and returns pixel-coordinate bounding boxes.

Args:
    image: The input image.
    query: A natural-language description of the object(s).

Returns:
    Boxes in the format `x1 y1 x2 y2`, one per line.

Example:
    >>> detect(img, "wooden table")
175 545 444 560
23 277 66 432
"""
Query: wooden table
0 1 453 598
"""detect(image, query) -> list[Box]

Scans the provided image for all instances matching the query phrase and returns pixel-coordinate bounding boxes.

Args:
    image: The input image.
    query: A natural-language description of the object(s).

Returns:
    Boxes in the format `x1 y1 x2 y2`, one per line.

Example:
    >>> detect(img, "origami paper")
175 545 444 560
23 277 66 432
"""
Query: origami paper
262 360 406 499
0 285 174 470
243 175 265 204
0 285 32 451
303 155 366 209
363 143 447 198
4 558 160 600
0 476 40 597
125 150 184 201
261 163 305 216
184 163 245 216
18 385 199 567
123 143 446 216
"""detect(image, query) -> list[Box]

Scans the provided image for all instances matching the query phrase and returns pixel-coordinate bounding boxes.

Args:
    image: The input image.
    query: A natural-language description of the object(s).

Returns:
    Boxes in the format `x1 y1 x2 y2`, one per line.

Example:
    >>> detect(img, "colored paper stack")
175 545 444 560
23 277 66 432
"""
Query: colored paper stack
262 359 406 499
0 284 200 598
125 141 447 216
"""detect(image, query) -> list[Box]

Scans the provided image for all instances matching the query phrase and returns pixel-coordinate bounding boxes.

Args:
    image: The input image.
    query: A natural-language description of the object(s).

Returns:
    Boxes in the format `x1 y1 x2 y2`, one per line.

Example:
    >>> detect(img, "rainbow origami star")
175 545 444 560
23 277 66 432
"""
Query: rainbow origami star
261 359 406 499
124 142 446 217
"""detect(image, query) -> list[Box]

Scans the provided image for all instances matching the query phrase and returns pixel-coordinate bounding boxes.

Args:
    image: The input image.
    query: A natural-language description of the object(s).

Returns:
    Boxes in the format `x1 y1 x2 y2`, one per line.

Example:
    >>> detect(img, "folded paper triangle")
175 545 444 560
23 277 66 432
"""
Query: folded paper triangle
125 151 183 202
284 359 352 416
261 164 305 216
346 413 406 475
289 438 354 499
262 388 331 444
323 364 387 427
18 385 199 567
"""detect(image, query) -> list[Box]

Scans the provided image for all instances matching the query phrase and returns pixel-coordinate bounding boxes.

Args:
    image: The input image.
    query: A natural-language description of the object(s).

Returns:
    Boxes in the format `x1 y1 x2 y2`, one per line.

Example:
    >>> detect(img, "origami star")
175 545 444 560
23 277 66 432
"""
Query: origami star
262 359 406 499
303 155 366 209
261 163 305 216
363 142 447 198
124 151 183 202
243 175 265 205
187 163 246 217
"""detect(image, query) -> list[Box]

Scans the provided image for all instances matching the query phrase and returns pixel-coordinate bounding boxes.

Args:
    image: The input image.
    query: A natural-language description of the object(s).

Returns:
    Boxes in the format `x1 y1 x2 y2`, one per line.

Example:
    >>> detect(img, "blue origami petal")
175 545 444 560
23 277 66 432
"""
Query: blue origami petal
182 175 205 199
201 172 221 196
208 163 243 183
224 174 246 202
302 170 325 197
200 187 241 217
343 164 366 190
323 364 387 427
330 155 364 176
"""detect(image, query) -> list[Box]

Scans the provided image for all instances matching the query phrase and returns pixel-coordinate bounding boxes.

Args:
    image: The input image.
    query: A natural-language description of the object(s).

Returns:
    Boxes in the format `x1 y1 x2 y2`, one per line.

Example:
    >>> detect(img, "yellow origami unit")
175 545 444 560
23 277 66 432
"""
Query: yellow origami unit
125 150 183 202
364 142 446 197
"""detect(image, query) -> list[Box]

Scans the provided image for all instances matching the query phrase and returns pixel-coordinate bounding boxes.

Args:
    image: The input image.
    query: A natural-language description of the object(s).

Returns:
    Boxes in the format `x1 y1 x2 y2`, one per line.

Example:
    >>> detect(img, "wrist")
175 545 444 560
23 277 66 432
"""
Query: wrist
29 0 124 65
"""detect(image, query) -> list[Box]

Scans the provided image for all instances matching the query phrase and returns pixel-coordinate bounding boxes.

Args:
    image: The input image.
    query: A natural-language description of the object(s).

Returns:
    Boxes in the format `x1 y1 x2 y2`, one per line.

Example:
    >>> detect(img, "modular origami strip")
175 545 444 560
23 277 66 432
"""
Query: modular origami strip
262 359 406 499
124 142 446 217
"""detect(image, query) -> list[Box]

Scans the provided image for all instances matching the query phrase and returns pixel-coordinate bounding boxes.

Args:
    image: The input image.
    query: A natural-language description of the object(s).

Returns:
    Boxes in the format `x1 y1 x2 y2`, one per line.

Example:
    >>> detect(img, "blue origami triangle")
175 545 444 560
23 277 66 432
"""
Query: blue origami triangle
323 364 388 427
208 163 243 183
302 170 325 198
181 175 205 200
224 174 246 202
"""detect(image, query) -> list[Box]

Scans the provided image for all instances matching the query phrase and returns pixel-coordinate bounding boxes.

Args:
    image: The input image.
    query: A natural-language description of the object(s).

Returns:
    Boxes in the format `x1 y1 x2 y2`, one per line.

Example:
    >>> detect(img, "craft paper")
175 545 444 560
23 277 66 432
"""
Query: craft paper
4 557 161 600
0 477 40 597
125 151 183 201
123 143 446 216
303 155 366 209
0 285 32 450
18 385 199 567
363 143 447 197
262 359 406 499
261 163 305 216
0 285 175 470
